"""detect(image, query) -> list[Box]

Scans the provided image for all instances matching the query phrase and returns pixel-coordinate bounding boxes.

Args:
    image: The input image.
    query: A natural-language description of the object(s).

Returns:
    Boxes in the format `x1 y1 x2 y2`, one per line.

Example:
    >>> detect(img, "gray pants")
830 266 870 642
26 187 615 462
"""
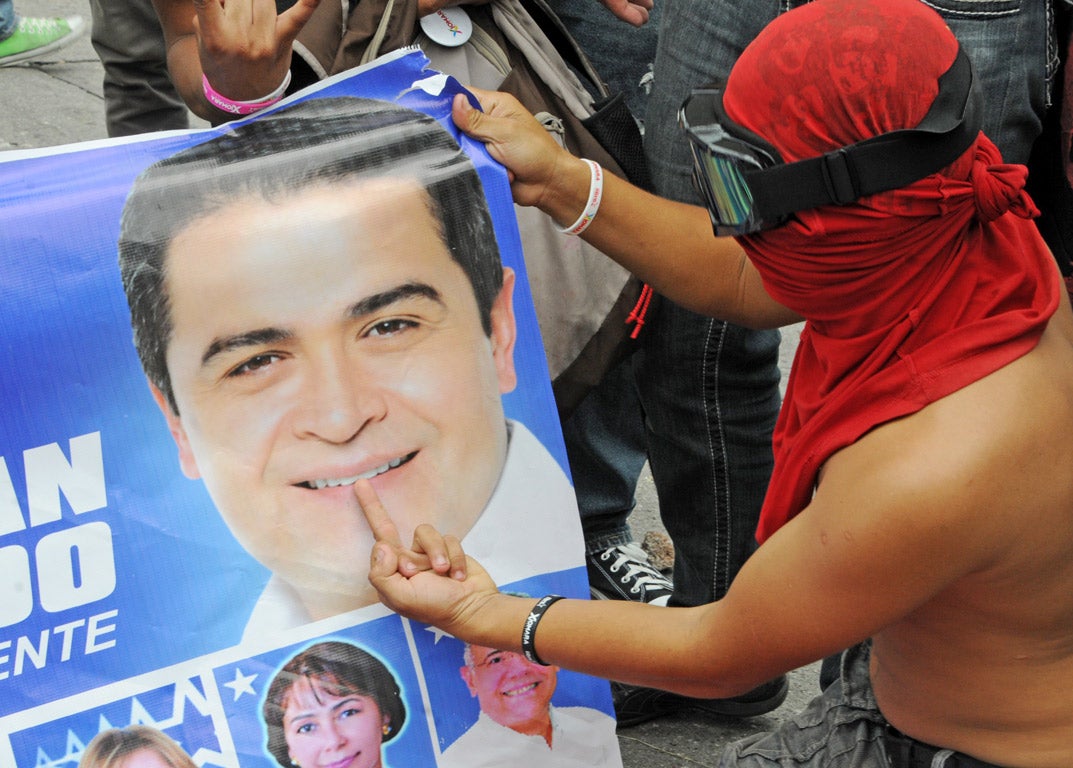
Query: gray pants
89 0 188 137
719 644 1001 767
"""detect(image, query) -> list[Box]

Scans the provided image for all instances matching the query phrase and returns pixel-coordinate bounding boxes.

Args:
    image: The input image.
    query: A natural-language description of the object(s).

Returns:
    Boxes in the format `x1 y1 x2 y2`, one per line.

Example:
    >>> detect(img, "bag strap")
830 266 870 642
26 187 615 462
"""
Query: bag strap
519 0 610 102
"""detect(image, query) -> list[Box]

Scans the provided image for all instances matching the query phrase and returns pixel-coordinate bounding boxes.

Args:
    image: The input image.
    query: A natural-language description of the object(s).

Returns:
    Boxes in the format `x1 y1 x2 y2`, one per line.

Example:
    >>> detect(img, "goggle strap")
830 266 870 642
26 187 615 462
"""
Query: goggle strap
750 47 981 219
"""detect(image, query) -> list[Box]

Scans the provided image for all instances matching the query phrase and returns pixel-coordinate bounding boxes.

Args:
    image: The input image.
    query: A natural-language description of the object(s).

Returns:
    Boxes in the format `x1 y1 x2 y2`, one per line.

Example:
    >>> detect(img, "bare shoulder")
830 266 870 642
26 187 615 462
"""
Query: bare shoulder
707 307 1073 693
849 305 1073 764
820 306 1073 558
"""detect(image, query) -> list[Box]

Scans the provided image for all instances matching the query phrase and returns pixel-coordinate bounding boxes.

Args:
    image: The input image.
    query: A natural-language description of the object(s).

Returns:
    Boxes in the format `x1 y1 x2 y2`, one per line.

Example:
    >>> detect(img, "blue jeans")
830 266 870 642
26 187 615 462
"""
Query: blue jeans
561 311 780 608
0 0 16 40
542 0 660 119
556 0 782 607
553 0 781 604
936 0 1057 164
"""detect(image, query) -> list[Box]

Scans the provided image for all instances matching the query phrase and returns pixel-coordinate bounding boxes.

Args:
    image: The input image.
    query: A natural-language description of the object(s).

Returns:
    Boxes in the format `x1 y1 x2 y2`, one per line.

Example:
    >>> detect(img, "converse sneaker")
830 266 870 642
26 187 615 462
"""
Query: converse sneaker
611 675 790 728
587 542 673 606
0 15 86 67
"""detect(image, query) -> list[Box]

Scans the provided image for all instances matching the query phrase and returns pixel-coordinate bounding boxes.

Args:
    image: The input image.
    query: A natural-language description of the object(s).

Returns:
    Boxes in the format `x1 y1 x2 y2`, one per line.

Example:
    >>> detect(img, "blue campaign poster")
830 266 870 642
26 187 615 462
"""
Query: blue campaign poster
0 49 619 767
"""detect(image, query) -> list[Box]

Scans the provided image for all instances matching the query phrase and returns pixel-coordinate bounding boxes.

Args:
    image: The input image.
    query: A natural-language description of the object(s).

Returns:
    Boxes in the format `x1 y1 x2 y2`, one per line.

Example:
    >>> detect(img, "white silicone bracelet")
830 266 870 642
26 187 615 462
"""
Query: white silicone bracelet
558 159 603 236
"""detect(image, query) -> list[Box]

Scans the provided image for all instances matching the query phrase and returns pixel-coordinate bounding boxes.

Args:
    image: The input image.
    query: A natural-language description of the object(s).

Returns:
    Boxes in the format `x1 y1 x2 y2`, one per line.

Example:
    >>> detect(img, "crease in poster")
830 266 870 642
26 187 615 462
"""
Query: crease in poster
0 48 621 768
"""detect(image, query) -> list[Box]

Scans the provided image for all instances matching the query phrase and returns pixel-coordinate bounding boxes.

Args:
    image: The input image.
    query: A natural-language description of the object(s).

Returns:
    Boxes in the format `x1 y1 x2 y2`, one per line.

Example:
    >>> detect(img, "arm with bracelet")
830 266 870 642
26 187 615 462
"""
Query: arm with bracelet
355 6 1073 762
154 0 500 124
153 0 315 122
451 88 801 330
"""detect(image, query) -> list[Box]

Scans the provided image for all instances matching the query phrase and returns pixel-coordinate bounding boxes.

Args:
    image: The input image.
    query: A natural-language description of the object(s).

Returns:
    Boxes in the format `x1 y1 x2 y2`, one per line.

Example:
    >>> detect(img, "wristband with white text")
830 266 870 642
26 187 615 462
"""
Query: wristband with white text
520 594 564 665
201 70 292 116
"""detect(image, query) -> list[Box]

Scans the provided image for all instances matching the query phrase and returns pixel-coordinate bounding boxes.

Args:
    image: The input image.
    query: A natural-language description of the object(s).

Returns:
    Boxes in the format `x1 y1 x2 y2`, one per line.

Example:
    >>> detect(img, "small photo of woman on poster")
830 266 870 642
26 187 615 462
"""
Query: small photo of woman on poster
262 640 407 768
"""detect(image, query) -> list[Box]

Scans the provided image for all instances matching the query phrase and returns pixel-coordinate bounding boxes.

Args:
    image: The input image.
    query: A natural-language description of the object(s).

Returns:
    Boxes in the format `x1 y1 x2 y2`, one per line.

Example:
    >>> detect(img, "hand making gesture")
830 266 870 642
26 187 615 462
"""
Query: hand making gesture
192 0 319 101
355 478 504 640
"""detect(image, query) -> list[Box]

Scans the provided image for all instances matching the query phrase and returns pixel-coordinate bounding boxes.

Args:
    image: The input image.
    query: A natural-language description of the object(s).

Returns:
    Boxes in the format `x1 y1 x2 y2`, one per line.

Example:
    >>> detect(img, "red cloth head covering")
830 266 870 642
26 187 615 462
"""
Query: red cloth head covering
721 0 1062 542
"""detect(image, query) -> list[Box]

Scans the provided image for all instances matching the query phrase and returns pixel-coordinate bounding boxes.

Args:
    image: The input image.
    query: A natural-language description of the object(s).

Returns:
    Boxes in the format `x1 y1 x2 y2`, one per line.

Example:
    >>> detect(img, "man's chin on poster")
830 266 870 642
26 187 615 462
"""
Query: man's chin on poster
116 97 579 640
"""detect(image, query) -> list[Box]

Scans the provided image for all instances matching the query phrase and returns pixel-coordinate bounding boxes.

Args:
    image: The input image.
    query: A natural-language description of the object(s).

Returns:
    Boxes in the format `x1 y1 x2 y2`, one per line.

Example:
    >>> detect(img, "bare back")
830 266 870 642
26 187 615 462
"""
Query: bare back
855 299 1073 766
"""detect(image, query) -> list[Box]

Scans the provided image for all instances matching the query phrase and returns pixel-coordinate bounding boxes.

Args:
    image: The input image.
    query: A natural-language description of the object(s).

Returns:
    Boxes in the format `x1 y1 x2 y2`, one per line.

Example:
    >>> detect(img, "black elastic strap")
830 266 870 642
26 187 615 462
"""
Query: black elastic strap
751 46 982 218
520 595 564 665
883 726 1004 768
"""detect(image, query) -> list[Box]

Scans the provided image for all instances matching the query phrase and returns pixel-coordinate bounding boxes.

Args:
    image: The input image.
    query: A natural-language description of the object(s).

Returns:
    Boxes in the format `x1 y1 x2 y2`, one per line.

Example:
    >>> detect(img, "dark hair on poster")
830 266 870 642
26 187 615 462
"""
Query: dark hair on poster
262 640 407 767
118 96 503 413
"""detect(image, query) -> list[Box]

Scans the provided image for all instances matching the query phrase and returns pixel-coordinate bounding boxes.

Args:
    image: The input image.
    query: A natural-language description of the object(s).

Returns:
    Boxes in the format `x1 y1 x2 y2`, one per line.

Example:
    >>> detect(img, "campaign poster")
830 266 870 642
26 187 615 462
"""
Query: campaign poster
0 49 620 767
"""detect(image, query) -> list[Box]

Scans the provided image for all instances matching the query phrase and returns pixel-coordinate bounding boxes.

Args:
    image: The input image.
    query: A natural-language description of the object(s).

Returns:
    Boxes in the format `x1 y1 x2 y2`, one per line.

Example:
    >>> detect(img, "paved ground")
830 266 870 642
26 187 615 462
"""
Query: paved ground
0 4 813 763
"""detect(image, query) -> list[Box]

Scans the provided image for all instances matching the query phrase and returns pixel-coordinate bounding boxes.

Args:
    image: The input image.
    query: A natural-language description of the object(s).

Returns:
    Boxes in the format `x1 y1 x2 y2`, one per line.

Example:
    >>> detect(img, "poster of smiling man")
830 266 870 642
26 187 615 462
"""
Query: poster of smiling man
0 50 619 767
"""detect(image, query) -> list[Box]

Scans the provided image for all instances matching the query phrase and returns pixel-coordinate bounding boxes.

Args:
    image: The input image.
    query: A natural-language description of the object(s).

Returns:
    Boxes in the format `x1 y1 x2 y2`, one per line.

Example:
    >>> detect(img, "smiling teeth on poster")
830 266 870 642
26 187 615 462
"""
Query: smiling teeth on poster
0 48 621 768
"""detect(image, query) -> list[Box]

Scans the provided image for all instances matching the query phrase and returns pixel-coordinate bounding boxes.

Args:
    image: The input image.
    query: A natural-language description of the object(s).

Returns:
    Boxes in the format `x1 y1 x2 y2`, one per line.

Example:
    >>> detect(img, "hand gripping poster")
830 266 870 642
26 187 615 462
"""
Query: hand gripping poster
0 49 621 768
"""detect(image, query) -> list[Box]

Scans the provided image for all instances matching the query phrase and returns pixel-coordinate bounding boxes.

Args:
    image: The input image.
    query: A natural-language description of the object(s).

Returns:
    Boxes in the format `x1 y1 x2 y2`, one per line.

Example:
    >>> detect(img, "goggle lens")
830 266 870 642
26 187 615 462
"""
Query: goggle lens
680 88 780 236
690 141 758 232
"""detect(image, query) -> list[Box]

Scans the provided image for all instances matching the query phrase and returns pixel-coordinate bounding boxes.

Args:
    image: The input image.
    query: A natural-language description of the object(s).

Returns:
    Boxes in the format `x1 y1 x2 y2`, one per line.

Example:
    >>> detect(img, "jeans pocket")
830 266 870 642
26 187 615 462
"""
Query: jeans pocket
919 0 1022 20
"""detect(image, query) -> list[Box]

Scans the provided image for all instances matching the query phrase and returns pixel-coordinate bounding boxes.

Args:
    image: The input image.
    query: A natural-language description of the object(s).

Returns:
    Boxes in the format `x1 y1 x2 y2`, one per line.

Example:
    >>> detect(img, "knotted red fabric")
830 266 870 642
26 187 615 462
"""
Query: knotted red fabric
721 0 1062 543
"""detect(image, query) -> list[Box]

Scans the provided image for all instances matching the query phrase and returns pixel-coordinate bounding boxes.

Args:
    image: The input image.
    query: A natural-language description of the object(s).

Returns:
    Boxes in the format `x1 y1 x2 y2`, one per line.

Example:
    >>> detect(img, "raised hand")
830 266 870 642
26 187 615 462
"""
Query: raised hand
193 0 320 100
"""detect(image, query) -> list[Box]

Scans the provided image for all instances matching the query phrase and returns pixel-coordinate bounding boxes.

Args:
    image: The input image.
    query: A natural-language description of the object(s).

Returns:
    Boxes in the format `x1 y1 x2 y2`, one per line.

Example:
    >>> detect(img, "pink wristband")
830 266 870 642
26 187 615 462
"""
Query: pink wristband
201 71 292 116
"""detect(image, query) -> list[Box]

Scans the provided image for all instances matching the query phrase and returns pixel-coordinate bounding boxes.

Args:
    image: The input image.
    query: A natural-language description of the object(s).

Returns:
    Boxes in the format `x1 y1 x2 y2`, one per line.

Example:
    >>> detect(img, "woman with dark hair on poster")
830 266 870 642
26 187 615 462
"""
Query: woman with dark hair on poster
263 641 407 768
79 725 196 768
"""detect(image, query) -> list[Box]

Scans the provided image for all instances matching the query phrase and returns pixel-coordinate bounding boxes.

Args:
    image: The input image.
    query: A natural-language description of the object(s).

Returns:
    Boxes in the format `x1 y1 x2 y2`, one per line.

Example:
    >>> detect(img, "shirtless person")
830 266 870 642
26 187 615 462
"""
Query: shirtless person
359 1 1073 765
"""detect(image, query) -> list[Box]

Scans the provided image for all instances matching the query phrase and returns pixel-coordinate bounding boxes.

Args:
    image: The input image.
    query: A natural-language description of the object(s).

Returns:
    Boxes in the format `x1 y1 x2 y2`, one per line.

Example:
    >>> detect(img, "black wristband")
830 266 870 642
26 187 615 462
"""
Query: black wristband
520 595 564 665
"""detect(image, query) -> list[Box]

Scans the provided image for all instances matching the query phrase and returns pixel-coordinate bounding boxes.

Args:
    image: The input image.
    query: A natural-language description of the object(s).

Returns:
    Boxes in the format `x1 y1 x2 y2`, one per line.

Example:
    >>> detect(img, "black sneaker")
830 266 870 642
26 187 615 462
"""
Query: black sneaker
611 675 790 728
587 542 673 606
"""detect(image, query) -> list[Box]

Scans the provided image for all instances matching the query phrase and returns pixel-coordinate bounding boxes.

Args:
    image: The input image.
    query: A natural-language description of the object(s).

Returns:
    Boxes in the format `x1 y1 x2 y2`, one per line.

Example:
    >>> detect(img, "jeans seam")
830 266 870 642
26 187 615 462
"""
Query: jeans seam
702 318 733 598
916 0 1022 20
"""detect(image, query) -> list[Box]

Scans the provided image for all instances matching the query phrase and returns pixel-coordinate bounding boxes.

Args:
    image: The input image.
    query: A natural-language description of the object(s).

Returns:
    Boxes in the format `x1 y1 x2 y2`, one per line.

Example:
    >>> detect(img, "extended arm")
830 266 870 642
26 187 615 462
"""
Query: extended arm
361 411 1007 697
452 88 801 329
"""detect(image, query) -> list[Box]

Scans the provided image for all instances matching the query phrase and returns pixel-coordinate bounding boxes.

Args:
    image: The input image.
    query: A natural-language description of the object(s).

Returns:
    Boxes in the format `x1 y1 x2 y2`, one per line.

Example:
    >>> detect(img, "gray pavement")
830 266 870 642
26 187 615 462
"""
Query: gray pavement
0 5 814 763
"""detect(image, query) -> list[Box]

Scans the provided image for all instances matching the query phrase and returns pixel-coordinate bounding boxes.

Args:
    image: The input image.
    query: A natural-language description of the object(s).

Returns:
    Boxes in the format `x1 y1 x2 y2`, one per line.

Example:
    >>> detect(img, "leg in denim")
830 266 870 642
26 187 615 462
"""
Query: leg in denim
935 0 1054 163
718 644 890 767
0 0 16 40
547 0 659 560
640 0 787 605
637 303 780 605
559 357 648 555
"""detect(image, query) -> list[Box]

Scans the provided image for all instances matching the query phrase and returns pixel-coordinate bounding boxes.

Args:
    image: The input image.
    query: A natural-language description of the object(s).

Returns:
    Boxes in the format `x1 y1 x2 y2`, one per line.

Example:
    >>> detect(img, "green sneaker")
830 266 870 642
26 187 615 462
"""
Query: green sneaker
0 15 86 67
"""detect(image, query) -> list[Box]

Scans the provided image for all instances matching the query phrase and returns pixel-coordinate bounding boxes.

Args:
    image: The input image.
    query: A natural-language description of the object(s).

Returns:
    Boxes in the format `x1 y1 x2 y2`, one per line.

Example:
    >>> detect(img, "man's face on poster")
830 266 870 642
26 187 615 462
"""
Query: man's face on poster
151 178 517 616
461 646 557 734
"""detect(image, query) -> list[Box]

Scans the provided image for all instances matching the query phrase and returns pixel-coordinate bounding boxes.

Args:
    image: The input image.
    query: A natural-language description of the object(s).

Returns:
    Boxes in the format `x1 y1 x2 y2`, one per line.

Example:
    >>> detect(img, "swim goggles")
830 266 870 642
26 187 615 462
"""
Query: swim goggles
679 46 982 236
